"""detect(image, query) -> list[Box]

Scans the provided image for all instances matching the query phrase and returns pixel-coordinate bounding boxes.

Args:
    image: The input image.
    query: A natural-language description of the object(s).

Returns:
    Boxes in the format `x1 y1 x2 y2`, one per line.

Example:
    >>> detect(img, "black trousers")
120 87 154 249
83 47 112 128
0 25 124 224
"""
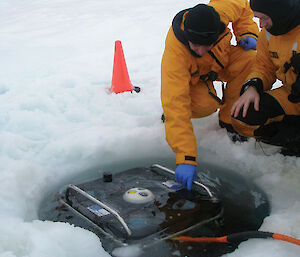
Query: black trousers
232 92 300 147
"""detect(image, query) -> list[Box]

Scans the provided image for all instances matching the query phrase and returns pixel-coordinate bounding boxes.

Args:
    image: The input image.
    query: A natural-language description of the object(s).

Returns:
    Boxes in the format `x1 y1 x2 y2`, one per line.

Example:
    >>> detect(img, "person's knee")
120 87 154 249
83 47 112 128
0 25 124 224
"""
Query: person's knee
191 98 219 118
236 103 268 125
231 117 257 137
191 107 217 118
231 93 285 137
233 93 283 126
230 103 264 137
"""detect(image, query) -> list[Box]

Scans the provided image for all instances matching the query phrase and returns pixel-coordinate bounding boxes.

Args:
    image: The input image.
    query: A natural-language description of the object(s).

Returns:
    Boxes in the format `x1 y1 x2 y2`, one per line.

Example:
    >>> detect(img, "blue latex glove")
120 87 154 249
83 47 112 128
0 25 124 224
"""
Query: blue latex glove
175 164 196 190
239 36 257 50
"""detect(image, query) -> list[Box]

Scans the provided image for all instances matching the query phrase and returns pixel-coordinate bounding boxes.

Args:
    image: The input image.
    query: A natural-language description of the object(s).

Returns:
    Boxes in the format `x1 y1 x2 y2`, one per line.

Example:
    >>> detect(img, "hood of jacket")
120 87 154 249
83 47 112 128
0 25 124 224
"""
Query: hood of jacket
250 0 300 35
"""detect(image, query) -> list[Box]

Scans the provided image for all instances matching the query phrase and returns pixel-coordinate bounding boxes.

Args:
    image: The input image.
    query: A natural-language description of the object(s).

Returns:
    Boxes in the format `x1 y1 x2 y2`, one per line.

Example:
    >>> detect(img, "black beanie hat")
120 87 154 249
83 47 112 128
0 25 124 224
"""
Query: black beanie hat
250 0 300 35
184 4 224 45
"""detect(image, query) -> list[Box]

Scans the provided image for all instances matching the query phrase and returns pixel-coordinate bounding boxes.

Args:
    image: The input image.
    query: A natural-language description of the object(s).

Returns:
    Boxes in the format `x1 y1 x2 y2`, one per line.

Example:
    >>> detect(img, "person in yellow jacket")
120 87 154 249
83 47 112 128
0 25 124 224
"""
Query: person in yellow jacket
161 0 259 190
231 0 300 156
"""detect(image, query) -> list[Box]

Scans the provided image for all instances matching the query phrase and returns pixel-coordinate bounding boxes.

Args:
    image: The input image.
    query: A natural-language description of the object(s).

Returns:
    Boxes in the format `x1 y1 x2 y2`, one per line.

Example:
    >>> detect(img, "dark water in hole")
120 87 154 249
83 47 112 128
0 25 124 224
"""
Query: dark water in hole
39 157 270 257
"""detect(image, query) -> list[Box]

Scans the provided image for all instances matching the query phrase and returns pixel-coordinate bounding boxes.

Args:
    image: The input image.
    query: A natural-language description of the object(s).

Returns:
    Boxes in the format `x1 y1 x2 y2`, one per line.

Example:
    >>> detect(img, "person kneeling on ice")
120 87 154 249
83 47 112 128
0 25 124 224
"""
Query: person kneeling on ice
231 0 300 157
161 0 259 190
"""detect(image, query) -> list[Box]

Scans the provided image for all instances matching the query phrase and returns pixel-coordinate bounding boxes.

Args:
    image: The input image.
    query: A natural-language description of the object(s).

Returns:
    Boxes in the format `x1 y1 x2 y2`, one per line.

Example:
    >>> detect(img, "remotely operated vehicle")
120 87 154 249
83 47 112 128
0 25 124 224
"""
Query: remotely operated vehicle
40 163 271 257
60 165 221 245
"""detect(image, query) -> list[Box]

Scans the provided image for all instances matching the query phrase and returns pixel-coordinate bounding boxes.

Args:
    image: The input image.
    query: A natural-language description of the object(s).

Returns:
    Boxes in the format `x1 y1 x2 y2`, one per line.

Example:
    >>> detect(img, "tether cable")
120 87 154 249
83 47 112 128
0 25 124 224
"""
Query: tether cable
171 231 300 247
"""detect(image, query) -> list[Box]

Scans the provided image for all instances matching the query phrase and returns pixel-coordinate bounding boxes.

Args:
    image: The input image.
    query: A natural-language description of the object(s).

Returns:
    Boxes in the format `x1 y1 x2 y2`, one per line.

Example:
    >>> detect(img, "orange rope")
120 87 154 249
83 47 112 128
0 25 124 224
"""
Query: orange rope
173 232 300 247
273 233 300 246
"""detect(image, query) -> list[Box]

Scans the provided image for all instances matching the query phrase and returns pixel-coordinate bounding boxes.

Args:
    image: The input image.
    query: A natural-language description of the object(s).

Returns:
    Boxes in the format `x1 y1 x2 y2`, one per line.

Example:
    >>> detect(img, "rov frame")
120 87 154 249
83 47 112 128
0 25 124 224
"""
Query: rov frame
59 164 222 247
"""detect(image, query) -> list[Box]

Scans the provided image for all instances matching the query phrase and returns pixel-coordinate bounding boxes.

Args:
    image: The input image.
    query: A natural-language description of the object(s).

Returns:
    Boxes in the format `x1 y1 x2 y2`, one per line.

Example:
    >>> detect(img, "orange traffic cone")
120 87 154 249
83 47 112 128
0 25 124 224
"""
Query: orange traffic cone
111 40 133 94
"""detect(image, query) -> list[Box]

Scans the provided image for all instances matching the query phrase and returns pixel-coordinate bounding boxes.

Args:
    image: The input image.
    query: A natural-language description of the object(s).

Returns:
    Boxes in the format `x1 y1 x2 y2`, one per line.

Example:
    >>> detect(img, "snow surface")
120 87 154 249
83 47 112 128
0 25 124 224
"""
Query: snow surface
0 0 299 257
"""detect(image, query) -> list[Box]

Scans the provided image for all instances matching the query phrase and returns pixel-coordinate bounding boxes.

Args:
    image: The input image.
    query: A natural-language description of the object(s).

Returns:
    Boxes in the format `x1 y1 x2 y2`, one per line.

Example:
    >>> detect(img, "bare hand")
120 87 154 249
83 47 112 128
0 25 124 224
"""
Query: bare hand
231 87 260 118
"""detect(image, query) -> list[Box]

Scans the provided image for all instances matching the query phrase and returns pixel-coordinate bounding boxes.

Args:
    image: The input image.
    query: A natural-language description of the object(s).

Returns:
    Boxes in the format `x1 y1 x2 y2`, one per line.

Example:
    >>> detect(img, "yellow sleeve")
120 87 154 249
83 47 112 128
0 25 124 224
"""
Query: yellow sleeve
247 29 276 90
209 0 259 40
161 27 198 166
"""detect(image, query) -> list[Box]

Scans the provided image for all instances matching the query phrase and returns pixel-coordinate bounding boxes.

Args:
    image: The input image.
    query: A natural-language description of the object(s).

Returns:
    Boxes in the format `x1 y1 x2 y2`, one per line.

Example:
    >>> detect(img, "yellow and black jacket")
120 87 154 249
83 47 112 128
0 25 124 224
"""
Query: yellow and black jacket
161 0 259 166
246 26 300 114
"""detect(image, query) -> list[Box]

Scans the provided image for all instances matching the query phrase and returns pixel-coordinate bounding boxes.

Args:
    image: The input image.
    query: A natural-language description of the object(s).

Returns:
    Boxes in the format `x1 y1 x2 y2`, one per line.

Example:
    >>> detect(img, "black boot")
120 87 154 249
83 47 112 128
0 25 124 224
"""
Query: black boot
281 142 300 157
219 121 248 143
255 116 300 156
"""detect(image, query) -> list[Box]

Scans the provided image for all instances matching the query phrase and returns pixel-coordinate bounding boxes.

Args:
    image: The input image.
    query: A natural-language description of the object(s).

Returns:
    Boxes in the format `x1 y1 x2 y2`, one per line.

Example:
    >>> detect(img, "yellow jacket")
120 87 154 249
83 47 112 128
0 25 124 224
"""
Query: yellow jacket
161 0 259 166
247 25 300 92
